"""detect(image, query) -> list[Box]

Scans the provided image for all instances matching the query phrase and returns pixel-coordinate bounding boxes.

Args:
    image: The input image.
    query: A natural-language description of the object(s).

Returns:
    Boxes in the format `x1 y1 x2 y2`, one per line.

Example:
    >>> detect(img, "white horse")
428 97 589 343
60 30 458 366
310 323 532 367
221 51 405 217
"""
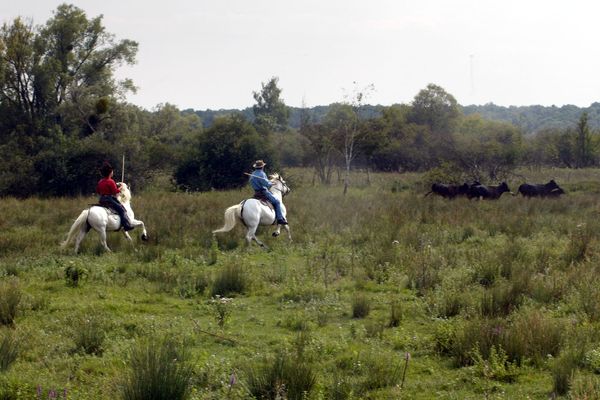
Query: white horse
213 173 291 248
61 183 148 253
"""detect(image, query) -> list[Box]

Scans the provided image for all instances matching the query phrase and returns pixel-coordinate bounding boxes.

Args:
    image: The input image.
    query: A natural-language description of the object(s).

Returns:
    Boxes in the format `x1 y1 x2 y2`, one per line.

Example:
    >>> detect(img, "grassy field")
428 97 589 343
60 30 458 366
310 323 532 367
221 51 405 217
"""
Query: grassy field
2 168 600 399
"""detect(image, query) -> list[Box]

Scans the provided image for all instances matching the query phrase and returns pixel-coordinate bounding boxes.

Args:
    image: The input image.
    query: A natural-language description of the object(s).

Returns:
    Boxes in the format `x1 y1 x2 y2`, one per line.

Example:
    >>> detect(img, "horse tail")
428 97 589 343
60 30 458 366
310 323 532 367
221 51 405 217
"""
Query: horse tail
213 204 241 234
61 209 89 248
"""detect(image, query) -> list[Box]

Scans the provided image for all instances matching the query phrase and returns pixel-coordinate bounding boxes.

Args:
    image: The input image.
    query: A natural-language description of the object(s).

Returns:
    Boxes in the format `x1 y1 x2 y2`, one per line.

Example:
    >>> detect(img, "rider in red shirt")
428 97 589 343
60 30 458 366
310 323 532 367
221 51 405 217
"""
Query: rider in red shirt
97 162 133 231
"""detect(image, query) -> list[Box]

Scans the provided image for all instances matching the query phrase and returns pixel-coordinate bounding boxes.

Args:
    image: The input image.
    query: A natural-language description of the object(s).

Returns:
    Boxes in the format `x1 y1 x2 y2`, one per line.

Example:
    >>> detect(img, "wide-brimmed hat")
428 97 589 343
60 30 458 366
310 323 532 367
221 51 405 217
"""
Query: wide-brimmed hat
253 160 266 169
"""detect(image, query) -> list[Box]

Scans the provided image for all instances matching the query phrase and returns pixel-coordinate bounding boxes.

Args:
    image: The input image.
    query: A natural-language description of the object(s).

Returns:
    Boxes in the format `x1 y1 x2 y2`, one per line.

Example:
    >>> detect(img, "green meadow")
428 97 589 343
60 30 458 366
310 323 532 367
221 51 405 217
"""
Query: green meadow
2 168 600 399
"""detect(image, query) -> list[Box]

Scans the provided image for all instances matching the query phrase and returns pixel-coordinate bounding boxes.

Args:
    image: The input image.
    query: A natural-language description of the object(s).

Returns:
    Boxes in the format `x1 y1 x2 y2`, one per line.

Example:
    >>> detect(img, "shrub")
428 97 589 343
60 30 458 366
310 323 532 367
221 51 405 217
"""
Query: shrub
351 294 371 319
388 300 402 327
504 310 565 366
0 279 21 326
210 263 247 297
472 345 519 383
64 264 87 287
245 351 316 400
564 223 593 265
359 352 404 391
0 330 18 372
121 337 192 400
71 313 106 355
569 373 600 400
479 281 522 318
552 350 578 396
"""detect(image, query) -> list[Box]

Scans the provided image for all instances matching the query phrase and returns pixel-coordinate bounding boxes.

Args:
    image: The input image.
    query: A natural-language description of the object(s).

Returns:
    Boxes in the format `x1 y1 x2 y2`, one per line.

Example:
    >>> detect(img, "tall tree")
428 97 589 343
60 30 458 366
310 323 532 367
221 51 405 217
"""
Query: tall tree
0 4 138 138
409 83 460 136
575 111 594 168
252 76 289 134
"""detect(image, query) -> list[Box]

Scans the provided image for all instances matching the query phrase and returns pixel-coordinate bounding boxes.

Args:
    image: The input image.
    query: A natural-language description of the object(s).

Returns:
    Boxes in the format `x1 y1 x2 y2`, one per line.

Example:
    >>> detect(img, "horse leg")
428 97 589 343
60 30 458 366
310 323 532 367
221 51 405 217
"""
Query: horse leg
272 225 281 237
283 224 292 241
246 225 268 250
74 226 89 254
98 229 112 252
130 218 149 241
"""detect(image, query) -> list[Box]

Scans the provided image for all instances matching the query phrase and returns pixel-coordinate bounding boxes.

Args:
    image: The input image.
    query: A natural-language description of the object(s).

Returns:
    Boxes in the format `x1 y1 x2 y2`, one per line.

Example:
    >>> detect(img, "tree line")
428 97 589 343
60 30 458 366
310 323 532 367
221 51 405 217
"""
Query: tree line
1 4 599 197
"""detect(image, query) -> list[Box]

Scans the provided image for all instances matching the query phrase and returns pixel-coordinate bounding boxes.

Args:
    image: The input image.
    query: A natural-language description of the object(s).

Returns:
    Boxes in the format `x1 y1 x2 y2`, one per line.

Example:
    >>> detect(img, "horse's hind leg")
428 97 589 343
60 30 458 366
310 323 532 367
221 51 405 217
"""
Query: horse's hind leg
74 227 88 253
283 225 292 241
98 229 112 252
246 225 268 250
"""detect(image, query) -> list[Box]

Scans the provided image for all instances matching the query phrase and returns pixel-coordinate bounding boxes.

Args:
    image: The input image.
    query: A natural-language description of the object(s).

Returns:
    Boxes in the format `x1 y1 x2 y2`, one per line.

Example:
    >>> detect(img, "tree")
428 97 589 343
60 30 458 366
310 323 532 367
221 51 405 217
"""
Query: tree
174 114 270 191
575 112 594 168
252 76 289 134
409 83 460 136
0 4 138 196
453 114 523 181
327 83 374 194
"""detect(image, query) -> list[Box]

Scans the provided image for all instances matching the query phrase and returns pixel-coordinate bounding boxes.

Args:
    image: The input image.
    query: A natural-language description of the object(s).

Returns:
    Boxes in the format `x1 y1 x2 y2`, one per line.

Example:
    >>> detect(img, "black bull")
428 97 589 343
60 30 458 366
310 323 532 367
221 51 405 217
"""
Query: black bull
518 180 565 197
425 183 470 199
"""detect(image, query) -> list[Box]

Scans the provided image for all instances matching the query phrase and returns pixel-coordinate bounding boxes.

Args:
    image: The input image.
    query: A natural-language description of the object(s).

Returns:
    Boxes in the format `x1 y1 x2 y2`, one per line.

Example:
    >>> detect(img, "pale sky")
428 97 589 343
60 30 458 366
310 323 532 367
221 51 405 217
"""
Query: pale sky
3 0 600 110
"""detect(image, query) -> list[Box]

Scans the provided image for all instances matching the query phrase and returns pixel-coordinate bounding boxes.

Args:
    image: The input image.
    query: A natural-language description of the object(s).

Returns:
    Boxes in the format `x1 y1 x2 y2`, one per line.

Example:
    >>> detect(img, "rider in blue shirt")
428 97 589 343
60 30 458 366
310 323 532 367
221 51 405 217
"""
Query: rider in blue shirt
249 160 288 225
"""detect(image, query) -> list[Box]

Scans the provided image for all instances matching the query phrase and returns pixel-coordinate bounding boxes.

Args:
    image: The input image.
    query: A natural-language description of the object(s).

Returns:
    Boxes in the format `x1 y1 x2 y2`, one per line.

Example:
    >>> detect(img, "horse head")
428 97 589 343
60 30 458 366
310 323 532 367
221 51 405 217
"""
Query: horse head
117 182 132 204
269 173 291 197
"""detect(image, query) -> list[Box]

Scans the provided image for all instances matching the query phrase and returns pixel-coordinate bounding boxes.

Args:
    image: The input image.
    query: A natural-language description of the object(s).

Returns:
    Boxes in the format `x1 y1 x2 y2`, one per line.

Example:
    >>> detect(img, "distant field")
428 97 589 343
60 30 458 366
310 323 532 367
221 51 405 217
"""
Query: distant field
1 168 600 399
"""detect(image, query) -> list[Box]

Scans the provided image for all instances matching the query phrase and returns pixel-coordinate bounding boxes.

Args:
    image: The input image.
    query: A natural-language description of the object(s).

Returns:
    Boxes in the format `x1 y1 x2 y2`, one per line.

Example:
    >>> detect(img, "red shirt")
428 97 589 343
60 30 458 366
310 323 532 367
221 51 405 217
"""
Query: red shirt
97 178 120 196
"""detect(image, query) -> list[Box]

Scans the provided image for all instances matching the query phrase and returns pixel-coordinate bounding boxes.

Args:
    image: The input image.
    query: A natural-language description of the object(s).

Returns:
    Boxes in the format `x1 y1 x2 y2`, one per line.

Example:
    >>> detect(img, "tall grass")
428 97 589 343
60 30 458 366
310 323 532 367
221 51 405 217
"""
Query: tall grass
121 337 192 400
0 278 21 326
245 351 316 400
0 330 18 371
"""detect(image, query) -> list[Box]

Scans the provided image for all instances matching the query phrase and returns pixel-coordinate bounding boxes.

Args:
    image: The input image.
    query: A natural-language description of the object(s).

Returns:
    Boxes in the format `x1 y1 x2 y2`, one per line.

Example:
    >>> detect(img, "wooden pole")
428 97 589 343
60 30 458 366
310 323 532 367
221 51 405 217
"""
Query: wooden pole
121 154 125 183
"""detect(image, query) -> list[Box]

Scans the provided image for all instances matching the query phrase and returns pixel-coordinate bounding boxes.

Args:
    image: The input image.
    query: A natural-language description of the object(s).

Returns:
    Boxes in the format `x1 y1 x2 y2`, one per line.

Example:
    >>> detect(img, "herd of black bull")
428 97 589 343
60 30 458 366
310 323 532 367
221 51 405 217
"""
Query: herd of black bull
425 180 565 200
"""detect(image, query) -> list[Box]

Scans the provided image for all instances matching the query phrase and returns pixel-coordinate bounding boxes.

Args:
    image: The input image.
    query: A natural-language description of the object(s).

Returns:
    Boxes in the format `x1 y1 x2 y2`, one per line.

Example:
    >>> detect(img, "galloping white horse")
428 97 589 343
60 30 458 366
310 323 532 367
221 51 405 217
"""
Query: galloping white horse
61 183 148 253
213 173 291 248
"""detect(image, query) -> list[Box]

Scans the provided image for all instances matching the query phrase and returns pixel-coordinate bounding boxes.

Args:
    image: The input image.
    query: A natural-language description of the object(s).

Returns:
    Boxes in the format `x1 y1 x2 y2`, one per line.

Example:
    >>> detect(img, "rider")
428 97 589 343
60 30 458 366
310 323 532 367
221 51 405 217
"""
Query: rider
249 160 288 225
96 161 134 231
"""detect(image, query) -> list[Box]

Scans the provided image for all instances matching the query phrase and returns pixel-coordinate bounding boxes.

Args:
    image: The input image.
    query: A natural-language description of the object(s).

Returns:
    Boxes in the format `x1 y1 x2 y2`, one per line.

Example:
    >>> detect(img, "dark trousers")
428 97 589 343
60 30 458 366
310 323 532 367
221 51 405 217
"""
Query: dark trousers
99 195 132 228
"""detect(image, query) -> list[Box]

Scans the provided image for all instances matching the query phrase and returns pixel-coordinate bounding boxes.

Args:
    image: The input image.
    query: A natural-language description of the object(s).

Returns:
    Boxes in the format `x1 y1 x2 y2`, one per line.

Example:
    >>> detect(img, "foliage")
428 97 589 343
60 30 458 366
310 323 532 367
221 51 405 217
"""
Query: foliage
0 330 17 372
245 351 316 400
351 294 371 319
0 279 20 326
252 76 290 134
174 114 271 191
70 312 106 355
210 262 247 297
121 337 192 400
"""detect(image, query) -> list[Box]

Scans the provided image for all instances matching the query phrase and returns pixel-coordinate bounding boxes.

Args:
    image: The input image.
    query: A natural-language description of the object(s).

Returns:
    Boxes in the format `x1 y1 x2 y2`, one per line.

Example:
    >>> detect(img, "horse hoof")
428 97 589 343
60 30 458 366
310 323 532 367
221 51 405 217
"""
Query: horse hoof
141 234 148 241
272 232 280 237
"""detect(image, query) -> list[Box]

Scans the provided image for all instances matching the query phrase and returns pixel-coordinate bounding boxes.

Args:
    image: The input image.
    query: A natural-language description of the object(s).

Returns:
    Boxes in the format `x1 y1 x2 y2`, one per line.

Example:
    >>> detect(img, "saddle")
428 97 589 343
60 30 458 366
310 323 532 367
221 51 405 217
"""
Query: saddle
253 192 274 211
93 201 119 216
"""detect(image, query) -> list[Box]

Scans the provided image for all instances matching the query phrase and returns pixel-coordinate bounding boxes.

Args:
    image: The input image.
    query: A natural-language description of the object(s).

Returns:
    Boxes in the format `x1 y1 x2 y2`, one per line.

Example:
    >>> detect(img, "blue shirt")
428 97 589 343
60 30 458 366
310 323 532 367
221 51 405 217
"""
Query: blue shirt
249 169 271 191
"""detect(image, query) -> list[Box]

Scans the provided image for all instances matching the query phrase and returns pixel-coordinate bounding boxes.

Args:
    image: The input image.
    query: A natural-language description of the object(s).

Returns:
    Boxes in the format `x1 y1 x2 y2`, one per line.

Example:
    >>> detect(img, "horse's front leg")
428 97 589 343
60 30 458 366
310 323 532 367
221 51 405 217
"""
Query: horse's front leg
272 225 281 237
130 218 149 241
283 224 292 242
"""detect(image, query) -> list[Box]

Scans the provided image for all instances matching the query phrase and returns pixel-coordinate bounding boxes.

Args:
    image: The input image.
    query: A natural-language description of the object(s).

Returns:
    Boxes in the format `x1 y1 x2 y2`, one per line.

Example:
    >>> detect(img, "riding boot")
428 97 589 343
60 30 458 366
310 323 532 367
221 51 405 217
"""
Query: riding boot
122 217 134 231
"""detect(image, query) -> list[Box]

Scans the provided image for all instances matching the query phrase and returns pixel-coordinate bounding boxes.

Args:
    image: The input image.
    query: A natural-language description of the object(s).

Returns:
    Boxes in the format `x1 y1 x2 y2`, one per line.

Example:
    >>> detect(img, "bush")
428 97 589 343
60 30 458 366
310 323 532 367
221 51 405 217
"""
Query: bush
351 294 371 319
0 279 21 326
65 264 87 287
210 263 247 297
121 337 193 400
552 350 578 396
388 300 402 327
245 351 316 400
0 330 18 372
71 313 106 355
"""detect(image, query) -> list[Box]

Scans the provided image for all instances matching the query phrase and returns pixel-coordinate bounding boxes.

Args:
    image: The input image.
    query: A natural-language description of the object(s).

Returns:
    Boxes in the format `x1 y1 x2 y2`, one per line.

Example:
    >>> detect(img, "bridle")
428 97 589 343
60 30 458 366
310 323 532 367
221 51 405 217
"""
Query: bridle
271 177 290 197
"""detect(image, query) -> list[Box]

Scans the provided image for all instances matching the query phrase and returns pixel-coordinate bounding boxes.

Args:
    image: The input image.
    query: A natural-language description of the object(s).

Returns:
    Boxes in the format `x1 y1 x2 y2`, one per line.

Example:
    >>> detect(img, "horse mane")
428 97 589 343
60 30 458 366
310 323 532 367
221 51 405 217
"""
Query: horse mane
117 182 132 204
269 173 280 180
